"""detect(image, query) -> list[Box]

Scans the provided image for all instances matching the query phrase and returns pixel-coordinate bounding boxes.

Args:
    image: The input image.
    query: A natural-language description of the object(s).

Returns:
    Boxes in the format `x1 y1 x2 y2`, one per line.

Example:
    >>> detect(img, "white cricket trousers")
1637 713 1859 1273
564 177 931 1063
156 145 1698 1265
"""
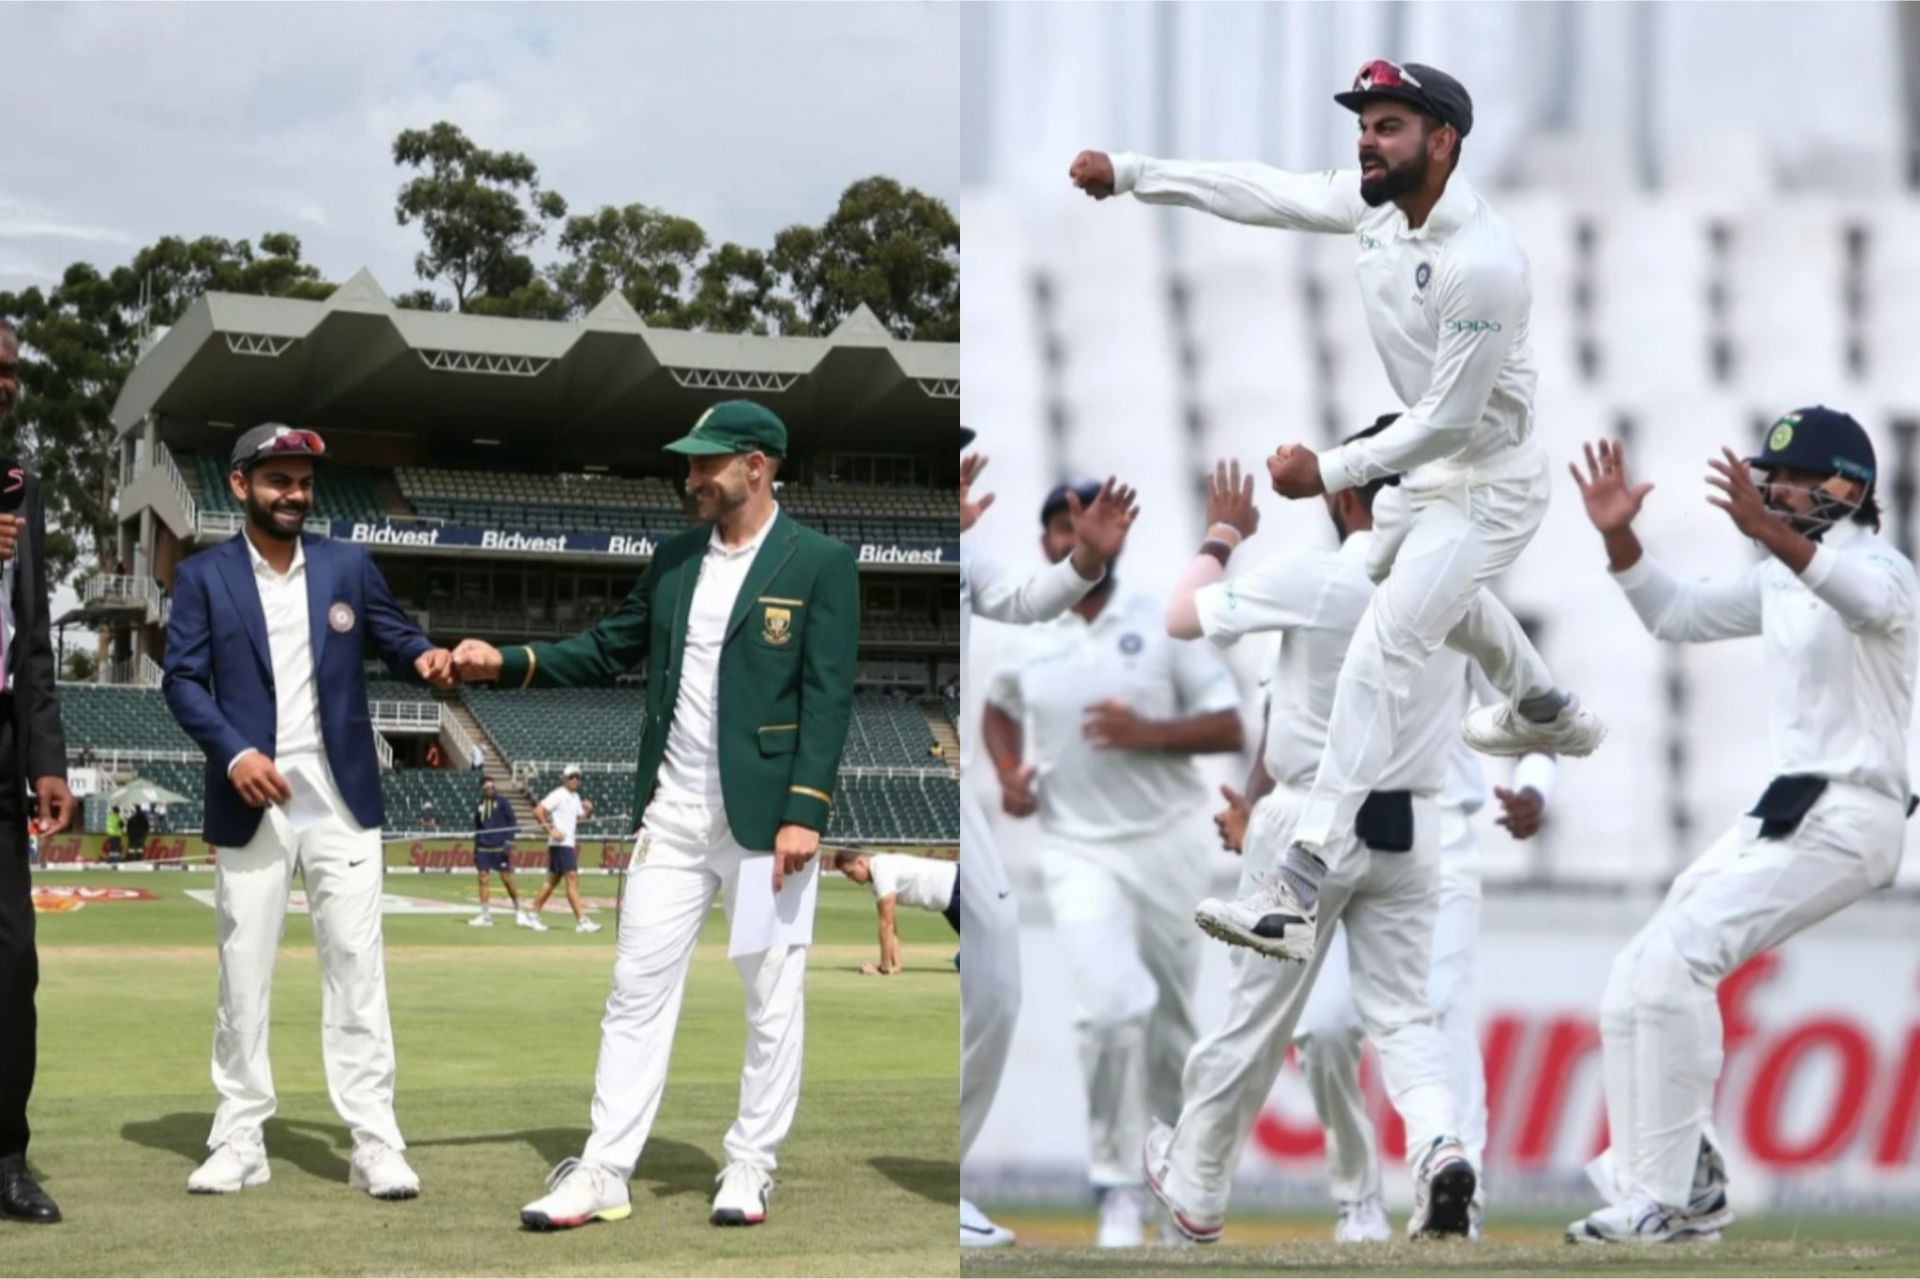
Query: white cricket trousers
960 783 1019 1163
1294 805 1485 1204
208 751 403 1152
1594 782 1905 1208
1163 786 1458 1222
580 787 810 1178
1293 449 1559 865
1039 811 1210 1188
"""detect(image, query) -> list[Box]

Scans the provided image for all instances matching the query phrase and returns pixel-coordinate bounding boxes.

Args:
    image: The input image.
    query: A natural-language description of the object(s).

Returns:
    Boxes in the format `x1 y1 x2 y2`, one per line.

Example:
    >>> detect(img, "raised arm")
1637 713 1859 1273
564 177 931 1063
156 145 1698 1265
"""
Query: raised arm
1071 150 1366 235
968 475 1137 623
474 558 658 689
1168 459 1261 639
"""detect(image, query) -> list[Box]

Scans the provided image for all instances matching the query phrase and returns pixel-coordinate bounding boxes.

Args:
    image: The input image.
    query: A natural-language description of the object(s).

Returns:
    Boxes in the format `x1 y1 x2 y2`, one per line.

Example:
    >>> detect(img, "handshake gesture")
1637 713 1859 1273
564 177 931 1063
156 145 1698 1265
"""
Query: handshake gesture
411 639 507 690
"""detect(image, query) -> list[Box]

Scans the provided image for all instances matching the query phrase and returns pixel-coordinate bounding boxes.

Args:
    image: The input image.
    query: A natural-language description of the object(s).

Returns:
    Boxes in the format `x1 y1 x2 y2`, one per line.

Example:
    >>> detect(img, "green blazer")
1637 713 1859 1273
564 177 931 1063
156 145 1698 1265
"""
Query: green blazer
495 509 860 850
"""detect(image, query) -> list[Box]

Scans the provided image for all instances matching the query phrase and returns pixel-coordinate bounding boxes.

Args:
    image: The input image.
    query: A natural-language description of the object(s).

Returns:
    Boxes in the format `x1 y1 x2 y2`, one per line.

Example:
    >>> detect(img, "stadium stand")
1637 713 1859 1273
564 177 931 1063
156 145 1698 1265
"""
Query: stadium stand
189 453 385 523
60 685 195 754
844 693 940 766
464 685 646 766
382 769 491 834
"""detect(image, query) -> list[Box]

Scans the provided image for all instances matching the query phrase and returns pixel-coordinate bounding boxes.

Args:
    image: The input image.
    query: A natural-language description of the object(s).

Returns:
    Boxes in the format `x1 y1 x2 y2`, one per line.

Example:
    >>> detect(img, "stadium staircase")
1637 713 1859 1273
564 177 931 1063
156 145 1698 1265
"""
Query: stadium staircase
923 704 959 764
443 697 538 835
372 474 412 520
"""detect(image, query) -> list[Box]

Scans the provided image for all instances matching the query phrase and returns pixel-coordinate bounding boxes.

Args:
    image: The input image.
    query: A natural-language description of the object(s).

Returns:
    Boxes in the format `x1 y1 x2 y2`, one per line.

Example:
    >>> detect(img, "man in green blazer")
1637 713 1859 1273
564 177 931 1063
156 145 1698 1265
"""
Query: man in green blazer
451 400 858 1233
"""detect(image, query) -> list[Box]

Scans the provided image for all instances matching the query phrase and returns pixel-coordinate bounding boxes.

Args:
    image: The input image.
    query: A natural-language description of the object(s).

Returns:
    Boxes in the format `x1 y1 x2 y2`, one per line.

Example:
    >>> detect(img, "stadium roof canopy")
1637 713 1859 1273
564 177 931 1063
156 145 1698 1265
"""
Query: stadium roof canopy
109 270 960 466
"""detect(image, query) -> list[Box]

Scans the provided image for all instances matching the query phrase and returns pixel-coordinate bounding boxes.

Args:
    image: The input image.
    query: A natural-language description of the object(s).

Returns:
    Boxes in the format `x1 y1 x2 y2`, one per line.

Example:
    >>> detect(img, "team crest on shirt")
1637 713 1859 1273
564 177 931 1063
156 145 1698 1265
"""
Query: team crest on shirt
762 606 793 646
328 602 355 633
1119 632 1144 656
1415 261 1432 290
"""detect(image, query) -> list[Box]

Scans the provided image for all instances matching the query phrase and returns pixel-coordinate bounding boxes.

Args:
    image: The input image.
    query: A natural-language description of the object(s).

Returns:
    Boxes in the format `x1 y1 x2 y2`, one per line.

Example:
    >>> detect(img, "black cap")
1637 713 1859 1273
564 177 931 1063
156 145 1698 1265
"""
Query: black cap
1334 60 1473 138
1039 479 1103 526
1747 407 1876 488
231 423 327 472
960 426 976 449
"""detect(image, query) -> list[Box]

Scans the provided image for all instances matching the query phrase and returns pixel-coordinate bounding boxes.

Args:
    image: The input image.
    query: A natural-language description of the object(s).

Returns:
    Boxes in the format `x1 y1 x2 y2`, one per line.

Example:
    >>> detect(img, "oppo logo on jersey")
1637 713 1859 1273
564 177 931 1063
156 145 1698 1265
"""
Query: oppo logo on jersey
1444 319 1503 334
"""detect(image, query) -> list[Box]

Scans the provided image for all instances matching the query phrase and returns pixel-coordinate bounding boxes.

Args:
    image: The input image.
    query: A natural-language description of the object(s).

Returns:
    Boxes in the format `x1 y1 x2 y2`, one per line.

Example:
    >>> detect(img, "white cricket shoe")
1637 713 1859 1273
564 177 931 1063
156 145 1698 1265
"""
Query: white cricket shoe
960 1197 1014 1248
576 918 603 935
187 1138 269 1194
524 912 550 933
1142 1118 1222 1244
710 1161 771 1226
1408 1136 1477 1238
521 1157 631 1230
1335 1194 1391 1243
469 912 494 928
1685 1137 1736 1233
1194 867 1315 962
349 1139 420 1200
1463 698 1606 758
1096 1186 1146 1248
1565 1194 1724 1245
513 909 535 929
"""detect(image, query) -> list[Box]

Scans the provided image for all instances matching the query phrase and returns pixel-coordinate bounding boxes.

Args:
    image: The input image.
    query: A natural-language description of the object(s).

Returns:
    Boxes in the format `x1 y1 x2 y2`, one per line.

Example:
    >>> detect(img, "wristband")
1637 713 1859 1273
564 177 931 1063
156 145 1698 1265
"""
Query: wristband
1200 540 1234 566
1205 522 1245 549
1513 752 1558 805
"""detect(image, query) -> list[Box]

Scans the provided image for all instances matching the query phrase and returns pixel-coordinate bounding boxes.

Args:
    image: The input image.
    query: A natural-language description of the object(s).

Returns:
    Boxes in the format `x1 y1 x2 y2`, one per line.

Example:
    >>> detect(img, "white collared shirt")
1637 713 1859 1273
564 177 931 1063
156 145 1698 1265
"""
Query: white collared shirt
1613 522 1919 801
236 534 321 766
1111 155 1538 492
657 505 780 802
986 589 1239 840
1193 531 1460 794
959 542 1103 768
540 786 584 846
868 852 958 912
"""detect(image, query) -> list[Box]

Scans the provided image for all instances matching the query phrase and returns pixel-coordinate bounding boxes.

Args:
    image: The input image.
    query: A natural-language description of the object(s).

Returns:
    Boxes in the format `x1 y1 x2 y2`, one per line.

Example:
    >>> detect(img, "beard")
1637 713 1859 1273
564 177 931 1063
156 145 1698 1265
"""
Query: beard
1359 149 1430 207
692 480 746 522
245 489 308 541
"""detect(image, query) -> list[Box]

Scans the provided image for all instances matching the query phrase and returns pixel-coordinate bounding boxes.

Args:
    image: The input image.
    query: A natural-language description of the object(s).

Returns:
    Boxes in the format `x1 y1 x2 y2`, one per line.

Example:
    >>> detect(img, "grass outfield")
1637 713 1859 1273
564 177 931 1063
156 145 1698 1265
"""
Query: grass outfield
11 868 958 1277
961 1210 1920 1277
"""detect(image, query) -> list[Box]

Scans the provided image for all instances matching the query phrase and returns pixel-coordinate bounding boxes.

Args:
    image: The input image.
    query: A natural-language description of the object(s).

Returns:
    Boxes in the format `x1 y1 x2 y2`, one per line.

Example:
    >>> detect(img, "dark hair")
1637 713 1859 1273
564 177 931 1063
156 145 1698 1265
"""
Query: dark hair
1419 114 1463 169
1342 413 1406 511
1855 490 1882 529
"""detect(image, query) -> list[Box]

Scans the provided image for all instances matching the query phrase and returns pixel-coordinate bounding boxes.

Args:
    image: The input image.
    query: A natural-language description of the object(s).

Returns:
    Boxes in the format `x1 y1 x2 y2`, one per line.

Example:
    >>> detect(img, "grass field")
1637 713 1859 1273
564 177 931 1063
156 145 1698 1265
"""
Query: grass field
961 1209 1920 1277
10 867 958 1277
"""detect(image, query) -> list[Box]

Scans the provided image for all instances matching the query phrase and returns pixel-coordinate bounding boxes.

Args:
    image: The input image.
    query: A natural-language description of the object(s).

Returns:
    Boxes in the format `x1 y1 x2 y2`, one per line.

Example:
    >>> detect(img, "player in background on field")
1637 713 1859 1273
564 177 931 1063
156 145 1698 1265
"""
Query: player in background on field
1070 59 1603 967
1564 412 1917 1244
958 430 1137 1250
833 851 958 974
527 766 600 935
982 480 1243 1248
469 778 530 929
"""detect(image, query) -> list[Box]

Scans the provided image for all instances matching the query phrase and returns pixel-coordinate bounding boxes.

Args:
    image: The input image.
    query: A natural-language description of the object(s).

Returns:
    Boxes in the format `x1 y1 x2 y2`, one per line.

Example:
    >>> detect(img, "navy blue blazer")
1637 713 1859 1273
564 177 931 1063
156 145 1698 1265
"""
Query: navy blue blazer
162 533 434 847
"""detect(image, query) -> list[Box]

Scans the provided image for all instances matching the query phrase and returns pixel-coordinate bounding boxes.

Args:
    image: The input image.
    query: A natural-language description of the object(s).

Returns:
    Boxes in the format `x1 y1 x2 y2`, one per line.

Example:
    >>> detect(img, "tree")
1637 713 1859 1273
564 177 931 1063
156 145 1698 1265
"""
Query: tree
548 203 708 325
62 648 96 683
685 243 797 336
0 234 332 586
393 122 567 314
770 177 958 341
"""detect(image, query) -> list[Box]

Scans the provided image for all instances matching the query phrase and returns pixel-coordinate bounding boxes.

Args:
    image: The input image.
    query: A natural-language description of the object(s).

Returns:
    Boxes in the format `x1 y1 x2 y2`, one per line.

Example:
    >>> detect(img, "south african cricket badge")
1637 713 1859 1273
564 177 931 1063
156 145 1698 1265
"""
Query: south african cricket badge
762 605 792 646
632 832 653 866
328 602 355 633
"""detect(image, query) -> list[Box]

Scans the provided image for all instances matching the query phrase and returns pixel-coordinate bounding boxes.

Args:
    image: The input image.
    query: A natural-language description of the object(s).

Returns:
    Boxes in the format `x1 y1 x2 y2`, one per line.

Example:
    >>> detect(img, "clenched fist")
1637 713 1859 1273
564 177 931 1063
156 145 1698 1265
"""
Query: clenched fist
452 638 503 683
231 753 293 809
415 647 457 689
1069 150 1117 199
0 515 19 564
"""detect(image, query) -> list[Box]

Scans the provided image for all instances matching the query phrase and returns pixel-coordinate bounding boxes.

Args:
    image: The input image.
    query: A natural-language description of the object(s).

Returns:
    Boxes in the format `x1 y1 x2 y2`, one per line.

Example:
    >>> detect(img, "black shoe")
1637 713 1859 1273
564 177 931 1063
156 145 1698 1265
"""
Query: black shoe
0 1155 60 1224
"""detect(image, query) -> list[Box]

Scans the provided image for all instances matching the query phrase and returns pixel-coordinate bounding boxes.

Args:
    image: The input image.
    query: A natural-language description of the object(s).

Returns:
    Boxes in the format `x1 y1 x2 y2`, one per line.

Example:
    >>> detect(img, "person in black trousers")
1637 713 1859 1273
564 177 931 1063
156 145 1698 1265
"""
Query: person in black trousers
0 317 77 1224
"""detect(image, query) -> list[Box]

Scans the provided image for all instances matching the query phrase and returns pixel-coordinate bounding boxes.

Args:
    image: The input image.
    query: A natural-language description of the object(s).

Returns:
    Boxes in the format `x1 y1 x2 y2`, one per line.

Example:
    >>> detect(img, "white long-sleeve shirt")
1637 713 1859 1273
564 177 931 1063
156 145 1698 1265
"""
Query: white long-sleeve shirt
1612 522 1919 802
1194 531 1460 794
1110 153 1538 492
959 540 1103 767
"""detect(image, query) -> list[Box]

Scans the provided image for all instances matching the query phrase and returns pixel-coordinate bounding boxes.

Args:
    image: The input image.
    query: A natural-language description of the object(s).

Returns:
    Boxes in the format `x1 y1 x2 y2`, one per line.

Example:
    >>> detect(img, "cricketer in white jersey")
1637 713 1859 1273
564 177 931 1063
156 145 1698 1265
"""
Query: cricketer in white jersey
957 445 1138 1250
1070 58 1603 966
981 482 1243 1247
1292 647 1558 1242
1565 415 1917 1244
1147 436 1476 1242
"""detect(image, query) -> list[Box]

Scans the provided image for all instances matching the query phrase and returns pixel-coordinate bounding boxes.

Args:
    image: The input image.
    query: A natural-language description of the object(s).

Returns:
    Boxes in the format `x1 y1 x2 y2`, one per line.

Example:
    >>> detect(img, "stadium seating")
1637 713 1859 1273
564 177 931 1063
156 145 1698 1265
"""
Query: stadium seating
60 685 196 754
382 769 492 835
844 693 941 767
188 454 385 523
830 775 959 843
464 685 647 766
365 677 438 704
524 771 637 838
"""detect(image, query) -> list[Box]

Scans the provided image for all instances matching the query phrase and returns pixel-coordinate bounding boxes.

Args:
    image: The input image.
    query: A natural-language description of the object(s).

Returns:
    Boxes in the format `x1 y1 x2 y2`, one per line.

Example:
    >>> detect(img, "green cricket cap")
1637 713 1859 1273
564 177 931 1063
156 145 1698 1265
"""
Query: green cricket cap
663 400 788 458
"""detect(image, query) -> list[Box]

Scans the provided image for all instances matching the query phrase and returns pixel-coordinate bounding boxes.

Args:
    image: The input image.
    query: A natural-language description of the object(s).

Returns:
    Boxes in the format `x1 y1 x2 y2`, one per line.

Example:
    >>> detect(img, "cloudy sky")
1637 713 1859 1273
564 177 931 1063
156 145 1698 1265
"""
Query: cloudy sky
1 2 959 299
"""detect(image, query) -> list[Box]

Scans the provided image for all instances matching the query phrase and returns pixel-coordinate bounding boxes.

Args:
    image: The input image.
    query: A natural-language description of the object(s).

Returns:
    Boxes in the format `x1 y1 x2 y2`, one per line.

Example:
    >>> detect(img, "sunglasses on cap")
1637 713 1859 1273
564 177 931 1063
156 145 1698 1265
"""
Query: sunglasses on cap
249 428 328 459
1352 58 1422 92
